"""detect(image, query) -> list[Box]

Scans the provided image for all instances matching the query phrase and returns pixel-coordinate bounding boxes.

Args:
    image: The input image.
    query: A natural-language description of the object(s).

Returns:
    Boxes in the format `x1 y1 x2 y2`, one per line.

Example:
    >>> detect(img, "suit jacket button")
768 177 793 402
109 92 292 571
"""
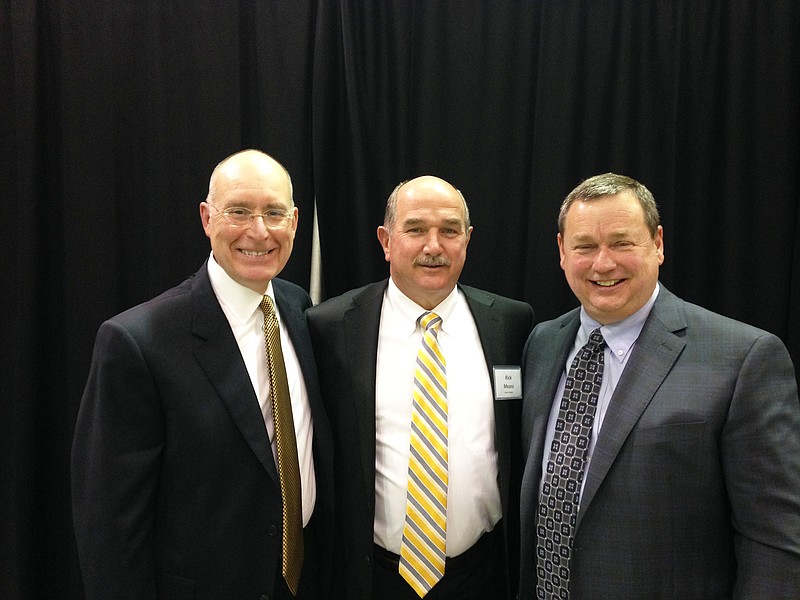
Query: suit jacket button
268 524 278 536
259 596 269 600
363 554 371 565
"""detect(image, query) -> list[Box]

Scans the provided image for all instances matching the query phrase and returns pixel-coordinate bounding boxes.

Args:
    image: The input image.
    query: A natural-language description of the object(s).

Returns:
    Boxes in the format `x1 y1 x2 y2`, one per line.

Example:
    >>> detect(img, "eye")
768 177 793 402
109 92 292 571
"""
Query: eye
225 207 251 217
266 209 288 219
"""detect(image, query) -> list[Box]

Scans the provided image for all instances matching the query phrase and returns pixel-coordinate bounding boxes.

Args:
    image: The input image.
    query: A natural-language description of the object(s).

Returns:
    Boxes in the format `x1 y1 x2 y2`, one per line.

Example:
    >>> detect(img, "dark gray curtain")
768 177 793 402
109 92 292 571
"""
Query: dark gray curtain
3 1 798 598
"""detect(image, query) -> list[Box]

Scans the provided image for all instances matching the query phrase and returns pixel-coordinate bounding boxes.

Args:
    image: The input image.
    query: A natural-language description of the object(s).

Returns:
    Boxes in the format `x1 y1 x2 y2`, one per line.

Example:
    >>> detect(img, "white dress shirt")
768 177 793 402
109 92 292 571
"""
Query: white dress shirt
374 280 501 556
541 284 660 502
207 253 316 525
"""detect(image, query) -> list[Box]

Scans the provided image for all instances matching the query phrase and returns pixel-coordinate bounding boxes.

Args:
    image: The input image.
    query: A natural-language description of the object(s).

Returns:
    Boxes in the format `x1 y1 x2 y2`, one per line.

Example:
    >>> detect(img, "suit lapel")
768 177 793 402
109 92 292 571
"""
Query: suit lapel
190 265 279 484
462 287 513 499
273 281 314 390
461 286 500 367
577 288 687 528
526 313 581 481
342 282 386 506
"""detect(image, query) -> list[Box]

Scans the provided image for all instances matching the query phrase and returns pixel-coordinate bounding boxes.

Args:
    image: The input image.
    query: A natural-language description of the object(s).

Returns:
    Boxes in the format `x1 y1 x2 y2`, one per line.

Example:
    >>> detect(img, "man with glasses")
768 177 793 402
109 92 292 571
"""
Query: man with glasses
72 149 334 599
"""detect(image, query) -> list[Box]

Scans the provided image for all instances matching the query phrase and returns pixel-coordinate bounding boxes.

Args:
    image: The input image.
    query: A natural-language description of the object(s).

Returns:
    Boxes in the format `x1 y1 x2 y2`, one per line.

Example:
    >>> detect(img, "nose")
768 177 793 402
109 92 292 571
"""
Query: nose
593 246 616 272
248 214 271 237
423 231 443 253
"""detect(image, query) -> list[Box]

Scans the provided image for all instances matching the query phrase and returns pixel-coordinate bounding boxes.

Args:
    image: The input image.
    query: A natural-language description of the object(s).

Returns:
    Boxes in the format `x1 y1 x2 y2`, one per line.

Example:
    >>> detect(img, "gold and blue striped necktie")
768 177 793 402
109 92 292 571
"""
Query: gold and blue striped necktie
399 311 448 597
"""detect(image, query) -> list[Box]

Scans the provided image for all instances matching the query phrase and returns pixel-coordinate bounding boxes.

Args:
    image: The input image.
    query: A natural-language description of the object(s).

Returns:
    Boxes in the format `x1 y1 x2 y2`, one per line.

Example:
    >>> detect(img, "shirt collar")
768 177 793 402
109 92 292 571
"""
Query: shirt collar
206 251 276 325
385 278 460 335
579 283 660 362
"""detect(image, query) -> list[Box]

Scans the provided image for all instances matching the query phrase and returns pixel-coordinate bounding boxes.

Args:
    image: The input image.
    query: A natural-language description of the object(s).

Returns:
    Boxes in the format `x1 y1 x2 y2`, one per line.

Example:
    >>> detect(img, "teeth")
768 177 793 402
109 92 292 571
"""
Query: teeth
241 249 269 256
596 280 619 287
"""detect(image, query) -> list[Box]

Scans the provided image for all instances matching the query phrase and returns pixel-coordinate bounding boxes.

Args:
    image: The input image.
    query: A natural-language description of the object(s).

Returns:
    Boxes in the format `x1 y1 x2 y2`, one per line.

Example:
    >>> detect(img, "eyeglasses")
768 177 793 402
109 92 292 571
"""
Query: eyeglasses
208 204 294 229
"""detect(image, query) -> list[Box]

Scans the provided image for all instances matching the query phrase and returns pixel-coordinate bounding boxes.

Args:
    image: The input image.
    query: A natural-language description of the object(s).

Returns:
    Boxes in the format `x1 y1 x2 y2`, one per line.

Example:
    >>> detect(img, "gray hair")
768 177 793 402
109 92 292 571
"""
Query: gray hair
558 173 660 236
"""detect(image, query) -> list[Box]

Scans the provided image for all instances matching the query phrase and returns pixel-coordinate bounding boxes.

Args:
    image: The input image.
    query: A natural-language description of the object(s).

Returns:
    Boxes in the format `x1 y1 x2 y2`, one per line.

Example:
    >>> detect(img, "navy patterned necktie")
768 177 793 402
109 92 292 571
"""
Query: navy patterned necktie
536 328 605 599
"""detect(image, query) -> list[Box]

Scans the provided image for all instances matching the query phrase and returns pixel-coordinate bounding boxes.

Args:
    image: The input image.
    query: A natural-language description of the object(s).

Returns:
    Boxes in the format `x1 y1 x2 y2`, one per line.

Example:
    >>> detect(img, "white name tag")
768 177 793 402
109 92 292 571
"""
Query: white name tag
493 366 522 400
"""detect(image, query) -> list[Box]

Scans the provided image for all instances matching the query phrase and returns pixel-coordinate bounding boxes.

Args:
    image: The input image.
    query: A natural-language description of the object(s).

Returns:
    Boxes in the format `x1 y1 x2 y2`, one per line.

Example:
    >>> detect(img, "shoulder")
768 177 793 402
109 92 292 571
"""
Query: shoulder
657 287 782 346
307 280 387 321
87 276 198 359
686 306 792 370
273 277 313 310
109 272 197 331
528 309 579 342
459 284 534 320
648 289 796 386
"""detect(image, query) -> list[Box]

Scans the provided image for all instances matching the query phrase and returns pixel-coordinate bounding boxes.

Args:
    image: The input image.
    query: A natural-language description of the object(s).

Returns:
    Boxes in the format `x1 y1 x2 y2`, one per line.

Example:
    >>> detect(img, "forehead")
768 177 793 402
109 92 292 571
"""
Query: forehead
216 165 291 207
565 192 646 233
396 182 465 221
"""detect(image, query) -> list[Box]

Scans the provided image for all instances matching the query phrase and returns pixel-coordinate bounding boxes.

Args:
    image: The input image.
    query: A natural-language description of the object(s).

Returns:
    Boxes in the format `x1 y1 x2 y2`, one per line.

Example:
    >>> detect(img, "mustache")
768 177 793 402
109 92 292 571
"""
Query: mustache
414 255 450 268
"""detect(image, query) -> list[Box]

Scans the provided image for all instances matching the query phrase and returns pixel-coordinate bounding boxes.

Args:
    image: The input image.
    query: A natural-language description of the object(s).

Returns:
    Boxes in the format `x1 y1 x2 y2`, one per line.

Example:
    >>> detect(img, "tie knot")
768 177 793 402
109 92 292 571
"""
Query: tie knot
419 311 443 332
587 327 605 351
260 294 276 317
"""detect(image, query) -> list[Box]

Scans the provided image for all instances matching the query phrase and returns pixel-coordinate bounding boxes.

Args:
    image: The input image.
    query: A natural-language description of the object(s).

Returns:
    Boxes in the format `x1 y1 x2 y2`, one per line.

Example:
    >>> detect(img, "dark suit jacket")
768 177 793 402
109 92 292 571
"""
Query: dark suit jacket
519 285 800 599
72 262 334 600
306 280 534 600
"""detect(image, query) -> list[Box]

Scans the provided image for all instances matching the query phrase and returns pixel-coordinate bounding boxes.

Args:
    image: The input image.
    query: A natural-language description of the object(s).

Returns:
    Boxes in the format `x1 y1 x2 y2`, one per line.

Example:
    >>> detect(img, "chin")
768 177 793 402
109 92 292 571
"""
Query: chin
238 270 277 288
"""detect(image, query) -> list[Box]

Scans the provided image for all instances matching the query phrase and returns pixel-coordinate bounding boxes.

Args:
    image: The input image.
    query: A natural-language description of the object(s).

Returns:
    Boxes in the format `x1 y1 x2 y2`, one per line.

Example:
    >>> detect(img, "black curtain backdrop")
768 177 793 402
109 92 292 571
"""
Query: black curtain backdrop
3 1 798 598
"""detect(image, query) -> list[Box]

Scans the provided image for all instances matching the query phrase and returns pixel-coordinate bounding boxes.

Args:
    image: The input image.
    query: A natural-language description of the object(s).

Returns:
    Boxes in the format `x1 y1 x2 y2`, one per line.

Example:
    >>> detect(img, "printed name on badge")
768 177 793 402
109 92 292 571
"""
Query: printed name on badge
493 366 522 400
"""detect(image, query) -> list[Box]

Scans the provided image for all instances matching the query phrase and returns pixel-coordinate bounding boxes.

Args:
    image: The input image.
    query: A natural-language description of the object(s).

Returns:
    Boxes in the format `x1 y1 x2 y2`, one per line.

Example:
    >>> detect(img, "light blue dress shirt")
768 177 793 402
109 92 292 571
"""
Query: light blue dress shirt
540 285 661 502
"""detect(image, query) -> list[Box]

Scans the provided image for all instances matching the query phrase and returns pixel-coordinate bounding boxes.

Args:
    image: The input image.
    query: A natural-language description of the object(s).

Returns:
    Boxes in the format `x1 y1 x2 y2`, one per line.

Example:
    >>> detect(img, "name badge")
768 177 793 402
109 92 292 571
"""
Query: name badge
493 365 522 400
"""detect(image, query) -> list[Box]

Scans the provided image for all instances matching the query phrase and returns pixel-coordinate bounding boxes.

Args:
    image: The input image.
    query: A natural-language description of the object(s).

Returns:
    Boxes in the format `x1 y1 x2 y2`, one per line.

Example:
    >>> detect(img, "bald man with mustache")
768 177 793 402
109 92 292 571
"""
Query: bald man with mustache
307 176 534 600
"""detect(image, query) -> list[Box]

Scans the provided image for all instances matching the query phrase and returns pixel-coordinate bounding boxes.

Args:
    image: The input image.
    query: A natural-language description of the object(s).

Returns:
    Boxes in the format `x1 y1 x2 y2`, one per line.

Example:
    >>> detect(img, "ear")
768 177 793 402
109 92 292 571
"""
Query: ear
290 206 299 233
200 202 213 239
377 226 391 262
654 225 665 265
557 233 566 269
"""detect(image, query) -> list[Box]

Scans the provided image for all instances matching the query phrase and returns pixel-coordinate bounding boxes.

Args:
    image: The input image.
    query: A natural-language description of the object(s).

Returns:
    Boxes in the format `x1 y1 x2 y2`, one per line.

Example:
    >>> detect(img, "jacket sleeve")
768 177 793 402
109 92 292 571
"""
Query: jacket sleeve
725 332 800 598
72 318 163 600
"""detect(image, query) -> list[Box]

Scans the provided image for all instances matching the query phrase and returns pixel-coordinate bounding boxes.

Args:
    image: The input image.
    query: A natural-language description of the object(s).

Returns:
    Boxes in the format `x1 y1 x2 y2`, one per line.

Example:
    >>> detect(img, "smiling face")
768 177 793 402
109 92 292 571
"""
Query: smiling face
377 176 472 309
558 190 664 324
200 150 297 293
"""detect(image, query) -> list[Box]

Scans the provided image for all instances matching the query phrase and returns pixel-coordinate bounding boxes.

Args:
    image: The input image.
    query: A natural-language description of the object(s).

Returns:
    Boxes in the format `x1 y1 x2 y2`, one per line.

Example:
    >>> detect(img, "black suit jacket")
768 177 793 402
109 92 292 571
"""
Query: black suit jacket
72 262 334 600
519 285 800 599
306 280 534 600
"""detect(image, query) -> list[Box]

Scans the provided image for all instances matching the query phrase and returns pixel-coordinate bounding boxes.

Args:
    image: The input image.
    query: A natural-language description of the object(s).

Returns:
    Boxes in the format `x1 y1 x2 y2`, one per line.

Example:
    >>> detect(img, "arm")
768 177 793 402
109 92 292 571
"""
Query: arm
723 333 800 598
72 319 163 600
